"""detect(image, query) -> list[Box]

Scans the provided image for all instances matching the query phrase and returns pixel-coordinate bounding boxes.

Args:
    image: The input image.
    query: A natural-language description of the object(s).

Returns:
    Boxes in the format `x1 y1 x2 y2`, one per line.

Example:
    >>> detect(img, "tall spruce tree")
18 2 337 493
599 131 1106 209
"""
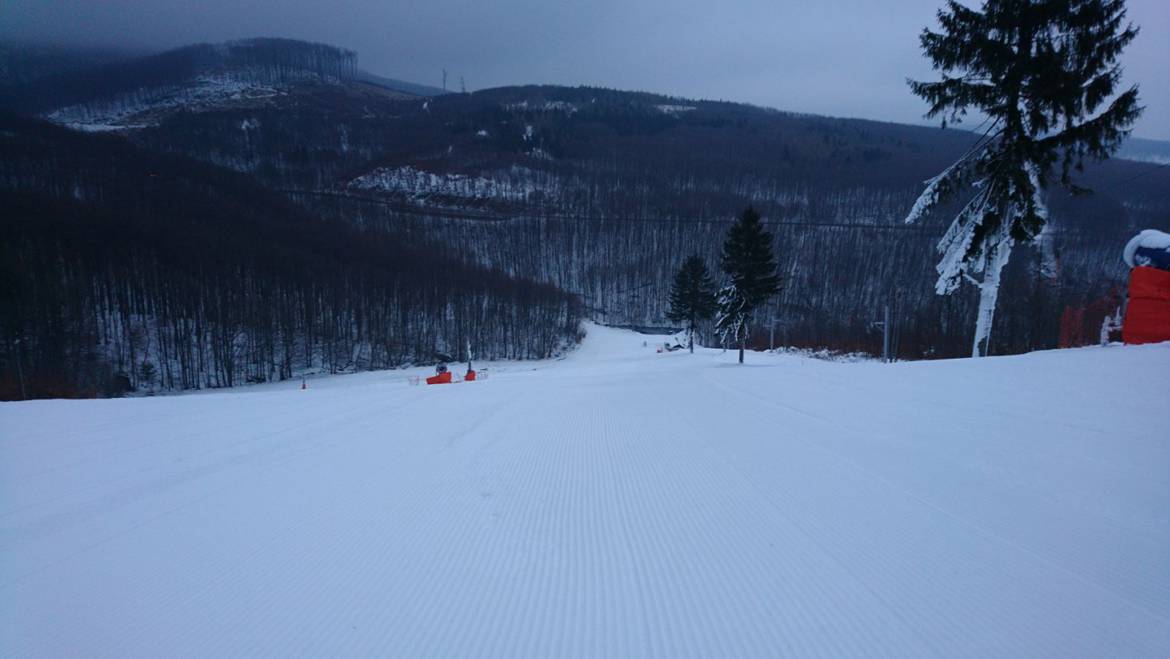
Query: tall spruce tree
716 206 781 364
667 255 718 353
906 0 1141 357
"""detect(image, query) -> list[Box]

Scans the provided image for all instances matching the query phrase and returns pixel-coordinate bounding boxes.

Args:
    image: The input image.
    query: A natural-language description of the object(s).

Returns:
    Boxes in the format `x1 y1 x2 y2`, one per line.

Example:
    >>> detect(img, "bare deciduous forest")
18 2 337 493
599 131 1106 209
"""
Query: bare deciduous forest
2 39 1167 398
0 115 579 398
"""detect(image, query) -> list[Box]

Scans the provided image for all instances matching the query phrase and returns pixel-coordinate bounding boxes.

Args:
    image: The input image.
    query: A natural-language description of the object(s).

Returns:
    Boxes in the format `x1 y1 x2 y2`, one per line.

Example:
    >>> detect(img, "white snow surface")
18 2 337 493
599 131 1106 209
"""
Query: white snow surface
46 74 288 132
502 100 578 114
348 165 558 206
1124 229 1170 267
655 104 697 115
3 324 1169 657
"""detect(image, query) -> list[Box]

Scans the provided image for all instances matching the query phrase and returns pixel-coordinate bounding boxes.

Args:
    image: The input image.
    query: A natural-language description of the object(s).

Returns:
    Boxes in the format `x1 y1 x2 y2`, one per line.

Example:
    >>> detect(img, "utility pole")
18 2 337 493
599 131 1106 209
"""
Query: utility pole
769 307 776 351
768 301 786 352
15 338 26 399
871 304 892 363
442 68 448 91
882 304 891 363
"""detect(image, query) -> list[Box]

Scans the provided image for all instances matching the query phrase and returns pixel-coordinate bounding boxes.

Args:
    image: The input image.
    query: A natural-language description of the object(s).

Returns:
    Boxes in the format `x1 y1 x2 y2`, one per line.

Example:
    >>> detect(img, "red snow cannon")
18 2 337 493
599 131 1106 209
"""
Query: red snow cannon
1122 230 1170 345
426 363 452 385
1123 267 1170 345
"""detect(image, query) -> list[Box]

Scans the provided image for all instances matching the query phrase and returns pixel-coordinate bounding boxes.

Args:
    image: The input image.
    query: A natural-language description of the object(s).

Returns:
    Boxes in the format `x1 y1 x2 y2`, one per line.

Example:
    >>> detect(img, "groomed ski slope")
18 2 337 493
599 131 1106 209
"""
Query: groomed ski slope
2 324 1168 658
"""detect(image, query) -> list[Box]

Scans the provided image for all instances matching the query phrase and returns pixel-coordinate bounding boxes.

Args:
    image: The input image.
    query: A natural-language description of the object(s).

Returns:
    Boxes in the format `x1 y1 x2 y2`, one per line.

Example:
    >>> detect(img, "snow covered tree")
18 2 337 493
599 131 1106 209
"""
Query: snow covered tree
667 254 718 353
906 0 1141 357
716 206 781 364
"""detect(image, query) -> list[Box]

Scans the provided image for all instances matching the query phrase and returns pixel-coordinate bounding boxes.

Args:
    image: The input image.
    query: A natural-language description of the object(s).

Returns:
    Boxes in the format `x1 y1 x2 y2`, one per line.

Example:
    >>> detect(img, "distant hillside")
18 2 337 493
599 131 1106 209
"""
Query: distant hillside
1118 136 1170 165
110 80 1167 356
0 113 579 398
0 42 137 85
355 68 449 97
6 37 1169 365
0 38 360 127
0 39 455 133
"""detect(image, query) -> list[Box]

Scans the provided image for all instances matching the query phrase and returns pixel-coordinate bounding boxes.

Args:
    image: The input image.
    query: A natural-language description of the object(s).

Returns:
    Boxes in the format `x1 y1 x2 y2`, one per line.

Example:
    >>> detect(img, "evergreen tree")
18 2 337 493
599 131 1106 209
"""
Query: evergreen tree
905 0 1142 357
667 254 718 353
716 206 781 364
139 361 157 392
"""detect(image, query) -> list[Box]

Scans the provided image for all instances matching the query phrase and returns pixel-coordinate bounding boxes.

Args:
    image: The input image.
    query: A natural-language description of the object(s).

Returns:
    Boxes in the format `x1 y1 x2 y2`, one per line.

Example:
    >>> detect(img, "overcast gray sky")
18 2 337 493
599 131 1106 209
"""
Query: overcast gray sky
4 0 1168 139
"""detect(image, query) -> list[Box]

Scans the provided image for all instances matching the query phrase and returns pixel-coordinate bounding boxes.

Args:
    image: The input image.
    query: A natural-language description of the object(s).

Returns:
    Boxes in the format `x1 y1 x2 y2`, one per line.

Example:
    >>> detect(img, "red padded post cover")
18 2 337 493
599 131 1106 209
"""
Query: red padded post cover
1123 266 1170 345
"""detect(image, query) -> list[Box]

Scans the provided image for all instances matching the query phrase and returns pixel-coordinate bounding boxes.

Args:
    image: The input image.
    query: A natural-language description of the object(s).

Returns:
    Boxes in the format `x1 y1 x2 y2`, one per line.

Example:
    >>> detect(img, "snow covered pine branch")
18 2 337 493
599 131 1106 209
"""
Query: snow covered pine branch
905 0 1142 357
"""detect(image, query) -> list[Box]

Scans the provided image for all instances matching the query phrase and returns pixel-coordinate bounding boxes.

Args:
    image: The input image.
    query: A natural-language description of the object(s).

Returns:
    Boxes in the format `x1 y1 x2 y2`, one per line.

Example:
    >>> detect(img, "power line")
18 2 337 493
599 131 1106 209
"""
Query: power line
1105 160 1170 189
283 188 937 233
1141 187 1170 202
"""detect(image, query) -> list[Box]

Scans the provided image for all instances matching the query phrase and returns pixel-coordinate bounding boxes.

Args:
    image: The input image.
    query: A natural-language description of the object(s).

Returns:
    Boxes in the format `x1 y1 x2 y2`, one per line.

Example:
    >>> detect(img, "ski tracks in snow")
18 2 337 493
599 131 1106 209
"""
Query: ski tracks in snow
692 370 1170 657
2 327 1169 657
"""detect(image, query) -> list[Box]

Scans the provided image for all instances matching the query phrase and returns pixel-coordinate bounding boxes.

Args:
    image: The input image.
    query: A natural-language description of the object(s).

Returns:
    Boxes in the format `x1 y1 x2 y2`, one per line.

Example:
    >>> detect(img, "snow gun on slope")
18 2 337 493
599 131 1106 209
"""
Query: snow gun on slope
423 342 478 384
425 363 452 385
463 340 477 381
1121 229 1170 345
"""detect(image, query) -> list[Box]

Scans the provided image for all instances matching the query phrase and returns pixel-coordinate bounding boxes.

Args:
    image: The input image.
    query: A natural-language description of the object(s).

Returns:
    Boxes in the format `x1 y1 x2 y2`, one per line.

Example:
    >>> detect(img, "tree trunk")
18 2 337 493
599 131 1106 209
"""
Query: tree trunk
972 238 1013 357
738 338 745 364
688 321 695 353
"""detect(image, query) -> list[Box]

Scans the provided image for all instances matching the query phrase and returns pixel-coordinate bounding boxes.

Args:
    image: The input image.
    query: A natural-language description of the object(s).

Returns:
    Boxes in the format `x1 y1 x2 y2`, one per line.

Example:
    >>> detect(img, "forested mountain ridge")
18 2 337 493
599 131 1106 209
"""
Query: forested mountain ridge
86 57 1163 359
3 37 1168 398
0 113 580 398
0 42 138 86
0 38 433 133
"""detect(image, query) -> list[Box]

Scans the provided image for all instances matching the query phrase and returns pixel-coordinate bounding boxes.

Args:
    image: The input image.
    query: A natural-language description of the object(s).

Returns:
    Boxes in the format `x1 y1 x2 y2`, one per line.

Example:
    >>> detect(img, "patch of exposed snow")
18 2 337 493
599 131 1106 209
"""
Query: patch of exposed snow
768 346 876 363
503 100 577 114
542 100 576 113
61 122 151 133
1124 229 1170 268
1126 154 1170 165
347 165 559 206
656 104 697 115
45 73 293 131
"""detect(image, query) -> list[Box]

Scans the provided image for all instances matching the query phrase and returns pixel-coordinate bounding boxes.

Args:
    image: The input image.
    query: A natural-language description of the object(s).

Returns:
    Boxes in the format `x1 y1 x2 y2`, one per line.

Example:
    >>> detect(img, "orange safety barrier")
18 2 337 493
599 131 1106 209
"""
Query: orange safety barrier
1123 266 1170 345
425 371 453 385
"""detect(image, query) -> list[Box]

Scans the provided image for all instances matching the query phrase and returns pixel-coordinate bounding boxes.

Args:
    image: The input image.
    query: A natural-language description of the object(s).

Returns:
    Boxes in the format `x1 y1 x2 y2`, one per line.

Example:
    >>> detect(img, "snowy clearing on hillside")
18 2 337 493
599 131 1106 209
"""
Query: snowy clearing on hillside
502 100 578 114
347 165 559 207
2 326 1169 657
45 74 289 132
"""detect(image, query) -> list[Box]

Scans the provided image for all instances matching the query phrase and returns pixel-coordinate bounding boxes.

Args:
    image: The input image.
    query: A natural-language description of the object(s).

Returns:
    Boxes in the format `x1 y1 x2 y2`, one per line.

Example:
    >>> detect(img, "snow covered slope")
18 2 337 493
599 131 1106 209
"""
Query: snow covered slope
2 326 1168 657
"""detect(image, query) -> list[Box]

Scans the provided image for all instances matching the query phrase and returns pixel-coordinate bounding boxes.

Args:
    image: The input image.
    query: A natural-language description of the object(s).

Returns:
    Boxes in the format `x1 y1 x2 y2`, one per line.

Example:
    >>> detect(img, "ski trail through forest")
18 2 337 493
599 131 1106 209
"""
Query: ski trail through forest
2 325 1168 657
